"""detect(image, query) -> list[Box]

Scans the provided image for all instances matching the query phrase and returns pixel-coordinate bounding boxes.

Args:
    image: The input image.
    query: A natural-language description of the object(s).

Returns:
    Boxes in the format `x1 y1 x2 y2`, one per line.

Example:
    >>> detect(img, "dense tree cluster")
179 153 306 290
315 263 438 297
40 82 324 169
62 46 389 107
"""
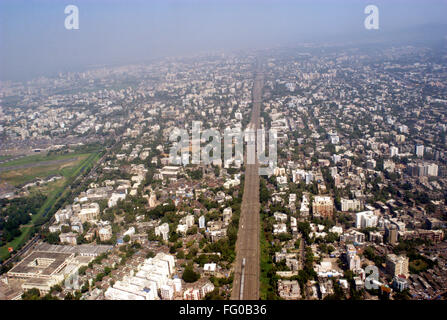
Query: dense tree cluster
0 193 46 243
182 264 200 283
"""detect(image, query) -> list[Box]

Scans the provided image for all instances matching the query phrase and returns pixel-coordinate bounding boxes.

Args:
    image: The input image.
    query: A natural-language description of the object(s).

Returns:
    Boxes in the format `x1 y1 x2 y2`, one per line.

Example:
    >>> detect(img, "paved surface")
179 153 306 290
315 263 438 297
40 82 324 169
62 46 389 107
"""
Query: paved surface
231 71 263 300
0 155 25 165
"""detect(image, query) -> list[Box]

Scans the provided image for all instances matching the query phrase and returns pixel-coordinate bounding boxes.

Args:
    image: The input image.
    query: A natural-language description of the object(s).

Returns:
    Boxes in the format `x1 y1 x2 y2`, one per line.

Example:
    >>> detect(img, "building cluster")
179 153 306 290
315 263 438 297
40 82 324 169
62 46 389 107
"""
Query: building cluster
262 45 447 300
1 43 446 300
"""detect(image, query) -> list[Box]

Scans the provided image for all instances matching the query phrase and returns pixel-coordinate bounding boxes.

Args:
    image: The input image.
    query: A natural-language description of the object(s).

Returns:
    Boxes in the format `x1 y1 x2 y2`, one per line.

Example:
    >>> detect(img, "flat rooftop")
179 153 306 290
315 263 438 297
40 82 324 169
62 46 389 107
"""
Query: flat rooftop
33 243 113 256
8 251 73 276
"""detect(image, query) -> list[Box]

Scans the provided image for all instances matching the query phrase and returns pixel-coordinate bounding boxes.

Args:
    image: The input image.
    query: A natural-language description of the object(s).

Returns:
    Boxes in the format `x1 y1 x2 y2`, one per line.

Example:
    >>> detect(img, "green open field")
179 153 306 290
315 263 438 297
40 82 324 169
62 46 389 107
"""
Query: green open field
0 152 91 168
0 155 14 162
410 259 429 273
0 154 91 187
0 151 102 261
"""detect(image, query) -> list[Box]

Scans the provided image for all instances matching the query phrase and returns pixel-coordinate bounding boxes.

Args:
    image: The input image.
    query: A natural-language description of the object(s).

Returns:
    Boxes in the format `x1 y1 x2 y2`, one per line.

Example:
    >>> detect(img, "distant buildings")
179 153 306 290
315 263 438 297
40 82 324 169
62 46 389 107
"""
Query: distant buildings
148 192 157 208
346 244 361 271
273 223 287 235
79 202 100 223
393 275 409 292
328 132 339 145
340 230 365 244
2 40 447 302
383 160 395 172
407 162 438 177
160 166 180 178
366 159 376 170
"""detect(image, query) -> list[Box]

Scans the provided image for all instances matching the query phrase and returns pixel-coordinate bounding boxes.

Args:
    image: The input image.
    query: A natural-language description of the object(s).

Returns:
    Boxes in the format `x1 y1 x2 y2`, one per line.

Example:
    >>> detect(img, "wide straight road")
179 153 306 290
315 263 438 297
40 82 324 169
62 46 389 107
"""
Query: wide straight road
231 71 263 300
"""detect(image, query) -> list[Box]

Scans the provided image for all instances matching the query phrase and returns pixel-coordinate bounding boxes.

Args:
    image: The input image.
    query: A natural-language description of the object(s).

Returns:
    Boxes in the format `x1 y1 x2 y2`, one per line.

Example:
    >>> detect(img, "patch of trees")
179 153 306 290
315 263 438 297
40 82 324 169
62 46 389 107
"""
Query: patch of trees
45 231 60 244
187 169 203 180
260 178 270 204
318 243 335 254
199 196 218 211
363 246 385 267
336 213 354 229
323 281 346 300
291 247 317 289
0 193 46 242
145 201 175 219
276 232 292 242
393 239 432 256
204 288 225 300
169 240 183 254
203 238 235 263
298 221 311 242
21 288 59 300
182 264 200 283
21 288 42 300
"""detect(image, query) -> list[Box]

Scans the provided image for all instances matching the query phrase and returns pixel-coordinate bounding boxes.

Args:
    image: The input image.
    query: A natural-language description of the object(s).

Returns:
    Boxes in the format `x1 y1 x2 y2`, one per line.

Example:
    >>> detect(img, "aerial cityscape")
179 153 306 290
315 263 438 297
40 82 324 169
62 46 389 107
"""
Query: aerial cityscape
1 0 447 305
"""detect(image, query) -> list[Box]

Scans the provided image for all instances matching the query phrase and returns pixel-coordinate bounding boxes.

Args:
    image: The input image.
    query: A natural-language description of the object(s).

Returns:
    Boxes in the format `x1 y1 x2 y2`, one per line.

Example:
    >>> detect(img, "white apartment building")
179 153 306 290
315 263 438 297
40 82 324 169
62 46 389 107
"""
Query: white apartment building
108 192 127 208
341 198 363 212
415 144 424 157
198 216 205 229
390 146 399 158
223 207 233 225
356 211 378 229
155 223 169 241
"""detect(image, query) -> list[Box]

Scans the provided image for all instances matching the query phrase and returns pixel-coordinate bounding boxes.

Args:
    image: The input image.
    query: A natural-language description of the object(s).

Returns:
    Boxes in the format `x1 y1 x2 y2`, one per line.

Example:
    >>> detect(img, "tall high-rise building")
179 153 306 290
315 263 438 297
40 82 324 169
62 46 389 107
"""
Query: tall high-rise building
415 144 424 157
312 196 334 218
198 215 205 229
427 163 439 177
356 211 378 229
408 162 438 177
386 254 409 277
385 225 398 245
390 146 399 158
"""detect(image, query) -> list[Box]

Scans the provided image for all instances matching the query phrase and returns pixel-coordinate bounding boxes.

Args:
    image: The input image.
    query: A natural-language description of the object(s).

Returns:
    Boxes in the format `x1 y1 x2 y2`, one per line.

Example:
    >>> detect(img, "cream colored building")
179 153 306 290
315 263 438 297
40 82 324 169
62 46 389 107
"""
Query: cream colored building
386 254 409 277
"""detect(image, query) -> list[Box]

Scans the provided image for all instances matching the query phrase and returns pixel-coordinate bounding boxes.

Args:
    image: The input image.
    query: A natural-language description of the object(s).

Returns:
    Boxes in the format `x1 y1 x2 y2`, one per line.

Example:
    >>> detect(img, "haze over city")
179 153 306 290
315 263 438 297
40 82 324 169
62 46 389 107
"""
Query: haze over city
1 0 447 80
1 0 447 308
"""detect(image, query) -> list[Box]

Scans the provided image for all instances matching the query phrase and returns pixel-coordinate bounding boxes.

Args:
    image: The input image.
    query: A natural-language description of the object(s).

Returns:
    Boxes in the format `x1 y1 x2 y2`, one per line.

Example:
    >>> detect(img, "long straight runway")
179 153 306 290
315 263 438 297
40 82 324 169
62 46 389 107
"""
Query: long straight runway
231 72 263 300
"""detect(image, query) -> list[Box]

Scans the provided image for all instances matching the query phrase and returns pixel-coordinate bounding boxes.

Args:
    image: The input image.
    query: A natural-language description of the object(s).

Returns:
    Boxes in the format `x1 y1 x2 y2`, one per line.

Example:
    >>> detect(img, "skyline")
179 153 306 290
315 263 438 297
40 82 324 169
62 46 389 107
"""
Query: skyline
1 0 447 81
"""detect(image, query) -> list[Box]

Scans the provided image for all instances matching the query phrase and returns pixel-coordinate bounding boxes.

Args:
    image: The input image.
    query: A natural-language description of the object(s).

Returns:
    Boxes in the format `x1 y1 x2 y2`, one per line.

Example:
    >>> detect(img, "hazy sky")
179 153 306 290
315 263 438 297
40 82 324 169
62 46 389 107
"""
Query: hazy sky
1 0 447 81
